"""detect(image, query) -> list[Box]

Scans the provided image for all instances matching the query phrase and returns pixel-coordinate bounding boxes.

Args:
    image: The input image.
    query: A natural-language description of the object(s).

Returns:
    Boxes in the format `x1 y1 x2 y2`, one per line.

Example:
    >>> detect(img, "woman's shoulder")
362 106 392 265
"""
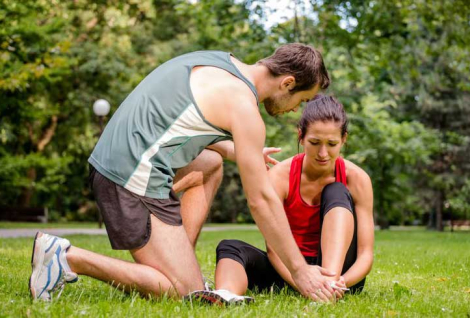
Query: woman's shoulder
344 159 374 213
344 159 372 188
269 156 295 179
268 156 296 199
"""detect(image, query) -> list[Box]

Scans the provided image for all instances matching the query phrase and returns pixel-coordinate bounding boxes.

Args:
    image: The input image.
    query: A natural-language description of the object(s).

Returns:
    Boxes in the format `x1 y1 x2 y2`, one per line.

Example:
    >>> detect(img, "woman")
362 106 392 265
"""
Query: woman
213 95 374 303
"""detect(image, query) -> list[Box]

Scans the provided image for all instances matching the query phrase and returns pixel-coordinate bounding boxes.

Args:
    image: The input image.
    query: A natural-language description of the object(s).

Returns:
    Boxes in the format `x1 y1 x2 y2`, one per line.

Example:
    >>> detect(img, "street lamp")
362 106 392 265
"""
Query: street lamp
93 99 110 133
92 98 110 228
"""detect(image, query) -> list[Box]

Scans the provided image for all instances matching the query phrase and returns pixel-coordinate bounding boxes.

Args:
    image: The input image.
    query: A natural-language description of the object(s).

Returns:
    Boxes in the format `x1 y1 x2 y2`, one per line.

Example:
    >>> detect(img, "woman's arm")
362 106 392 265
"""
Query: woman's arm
207 140 281 166
206 140 236 161
266 243 298 290
341 163 375 287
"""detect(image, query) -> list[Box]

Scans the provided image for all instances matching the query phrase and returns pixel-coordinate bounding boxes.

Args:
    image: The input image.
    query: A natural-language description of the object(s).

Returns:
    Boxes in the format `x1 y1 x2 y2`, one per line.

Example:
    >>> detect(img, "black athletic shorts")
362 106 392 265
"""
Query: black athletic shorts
216 182 366 294
89 164 182 250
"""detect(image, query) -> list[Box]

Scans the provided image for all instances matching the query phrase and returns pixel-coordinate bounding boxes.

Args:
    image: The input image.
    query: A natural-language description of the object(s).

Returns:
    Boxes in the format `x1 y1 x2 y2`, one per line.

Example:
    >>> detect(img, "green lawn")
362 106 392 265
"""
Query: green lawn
1 230 469 317
0 222 100 229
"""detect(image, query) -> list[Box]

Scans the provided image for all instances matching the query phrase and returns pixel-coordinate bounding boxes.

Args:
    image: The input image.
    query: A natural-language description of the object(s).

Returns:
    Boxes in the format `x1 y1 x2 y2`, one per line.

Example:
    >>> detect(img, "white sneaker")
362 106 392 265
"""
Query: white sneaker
202 276 214 291
29 232 78 301
184 289 254 305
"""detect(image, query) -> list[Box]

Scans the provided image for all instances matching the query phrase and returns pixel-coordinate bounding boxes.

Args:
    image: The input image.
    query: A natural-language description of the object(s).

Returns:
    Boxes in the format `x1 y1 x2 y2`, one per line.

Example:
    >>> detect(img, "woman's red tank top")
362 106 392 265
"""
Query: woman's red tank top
283 153 347 257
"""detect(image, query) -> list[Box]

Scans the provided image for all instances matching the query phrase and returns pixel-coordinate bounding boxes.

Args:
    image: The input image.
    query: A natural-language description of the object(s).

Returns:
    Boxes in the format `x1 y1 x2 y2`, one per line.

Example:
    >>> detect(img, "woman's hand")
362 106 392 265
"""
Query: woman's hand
327 276 347 299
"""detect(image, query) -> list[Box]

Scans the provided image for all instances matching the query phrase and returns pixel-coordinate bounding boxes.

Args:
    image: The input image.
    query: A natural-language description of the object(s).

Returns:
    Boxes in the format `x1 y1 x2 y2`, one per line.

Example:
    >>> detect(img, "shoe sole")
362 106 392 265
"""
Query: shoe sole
185 290 254 306
29 232 45 300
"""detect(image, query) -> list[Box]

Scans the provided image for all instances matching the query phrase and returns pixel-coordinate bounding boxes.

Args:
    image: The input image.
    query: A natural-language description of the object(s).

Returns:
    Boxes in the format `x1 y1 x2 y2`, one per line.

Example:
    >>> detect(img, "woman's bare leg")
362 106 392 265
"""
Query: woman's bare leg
320 207 354 280
214 259 248 295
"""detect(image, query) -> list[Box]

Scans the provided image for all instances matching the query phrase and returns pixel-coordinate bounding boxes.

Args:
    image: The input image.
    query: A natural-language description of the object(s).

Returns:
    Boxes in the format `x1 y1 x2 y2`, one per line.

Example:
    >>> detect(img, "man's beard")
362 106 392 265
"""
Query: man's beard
263 97 279 116
264 93 290 116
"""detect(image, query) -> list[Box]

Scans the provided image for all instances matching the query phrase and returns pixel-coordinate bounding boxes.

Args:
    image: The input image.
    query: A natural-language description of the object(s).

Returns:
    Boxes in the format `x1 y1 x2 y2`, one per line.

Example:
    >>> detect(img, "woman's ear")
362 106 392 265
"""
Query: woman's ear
341 132 348 145
298 128 304 146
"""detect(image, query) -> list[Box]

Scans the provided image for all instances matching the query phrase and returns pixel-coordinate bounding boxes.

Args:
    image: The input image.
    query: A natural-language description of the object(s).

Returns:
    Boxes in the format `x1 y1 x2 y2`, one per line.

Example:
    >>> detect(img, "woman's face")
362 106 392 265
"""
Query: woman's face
300 120 346 172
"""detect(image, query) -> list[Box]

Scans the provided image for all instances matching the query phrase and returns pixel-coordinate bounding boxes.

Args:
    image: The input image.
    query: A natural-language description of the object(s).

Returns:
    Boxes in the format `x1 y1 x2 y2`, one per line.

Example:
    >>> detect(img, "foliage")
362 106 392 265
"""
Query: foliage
447 178 470 220
0 0 267 219
264 0 470 227
1 0 469 226
316 0 470 227
345 94 439 226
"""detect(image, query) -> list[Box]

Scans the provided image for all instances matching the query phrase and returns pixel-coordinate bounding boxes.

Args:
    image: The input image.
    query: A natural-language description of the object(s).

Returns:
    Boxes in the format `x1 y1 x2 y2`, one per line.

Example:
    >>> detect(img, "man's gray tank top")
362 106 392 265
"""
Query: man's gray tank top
88 51 258 199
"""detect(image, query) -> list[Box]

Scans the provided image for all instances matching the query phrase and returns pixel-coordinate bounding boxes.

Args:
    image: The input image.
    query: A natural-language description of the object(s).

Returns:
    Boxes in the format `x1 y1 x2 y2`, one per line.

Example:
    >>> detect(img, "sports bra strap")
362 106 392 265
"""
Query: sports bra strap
335 157 347 186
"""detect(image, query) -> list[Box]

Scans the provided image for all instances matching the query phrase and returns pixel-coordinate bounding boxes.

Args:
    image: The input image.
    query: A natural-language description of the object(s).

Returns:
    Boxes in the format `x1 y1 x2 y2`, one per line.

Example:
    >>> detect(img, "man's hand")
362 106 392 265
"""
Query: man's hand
291 264 337 302
263 147 281 170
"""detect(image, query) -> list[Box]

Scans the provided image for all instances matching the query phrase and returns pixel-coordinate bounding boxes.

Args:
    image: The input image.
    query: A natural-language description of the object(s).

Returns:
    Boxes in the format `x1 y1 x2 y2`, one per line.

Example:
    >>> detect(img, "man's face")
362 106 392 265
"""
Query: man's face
264 83 321 116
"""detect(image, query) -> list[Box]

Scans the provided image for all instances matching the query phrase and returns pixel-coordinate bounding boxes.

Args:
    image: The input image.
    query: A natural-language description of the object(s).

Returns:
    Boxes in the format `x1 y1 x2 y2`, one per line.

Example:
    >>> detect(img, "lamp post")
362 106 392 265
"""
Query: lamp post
93 99 110 134
92 99 110 228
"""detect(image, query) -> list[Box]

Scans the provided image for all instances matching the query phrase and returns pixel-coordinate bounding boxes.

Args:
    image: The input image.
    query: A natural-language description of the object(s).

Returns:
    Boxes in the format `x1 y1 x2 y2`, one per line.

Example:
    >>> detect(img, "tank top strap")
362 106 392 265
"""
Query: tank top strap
335 157 347 186
286 153 305 203
188 51 259 103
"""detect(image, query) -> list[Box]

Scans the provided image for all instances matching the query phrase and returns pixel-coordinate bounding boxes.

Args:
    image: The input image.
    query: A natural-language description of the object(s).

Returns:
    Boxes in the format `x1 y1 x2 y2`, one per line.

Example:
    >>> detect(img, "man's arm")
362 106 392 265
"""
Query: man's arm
263 161 297 289
266 243 297 289
229 101 335 301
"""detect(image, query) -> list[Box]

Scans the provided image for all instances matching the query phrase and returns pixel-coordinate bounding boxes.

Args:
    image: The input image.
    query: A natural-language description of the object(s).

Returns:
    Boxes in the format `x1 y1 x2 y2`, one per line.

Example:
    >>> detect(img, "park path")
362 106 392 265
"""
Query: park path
0 225 258 238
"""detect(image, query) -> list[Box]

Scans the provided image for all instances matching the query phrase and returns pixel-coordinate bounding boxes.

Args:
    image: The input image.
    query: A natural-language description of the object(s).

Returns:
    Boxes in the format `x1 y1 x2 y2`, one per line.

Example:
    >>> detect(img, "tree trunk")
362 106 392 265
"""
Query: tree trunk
436 189 444 231
427 207 436 229
377 163 390 229
18 168 37 207
230 205 237 223
18 115 58 207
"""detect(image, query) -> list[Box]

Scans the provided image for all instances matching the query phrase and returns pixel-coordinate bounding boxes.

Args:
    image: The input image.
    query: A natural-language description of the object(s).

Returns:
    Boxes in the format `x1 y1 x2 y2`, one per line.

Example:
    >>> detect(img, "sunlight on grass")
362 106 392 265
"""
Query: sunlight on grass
0 230 469 317
0 222 100 229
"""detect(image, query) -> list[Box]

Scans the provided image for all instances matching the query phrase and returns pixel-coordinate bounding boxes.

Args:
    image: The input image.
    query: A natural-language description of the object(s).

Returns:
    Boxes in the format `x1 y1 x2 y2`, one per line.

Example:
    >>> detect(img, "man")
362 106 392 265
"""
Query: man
29 43 338 302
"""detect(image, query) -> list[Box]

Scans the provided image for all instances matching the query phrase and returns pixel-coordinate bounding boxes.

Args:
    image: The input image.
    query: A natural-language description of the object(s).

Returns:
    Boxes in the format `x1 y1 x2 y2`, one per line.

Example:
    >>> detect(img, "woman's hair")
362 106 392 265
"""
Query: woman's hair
298 95 348 142
257 43 330 93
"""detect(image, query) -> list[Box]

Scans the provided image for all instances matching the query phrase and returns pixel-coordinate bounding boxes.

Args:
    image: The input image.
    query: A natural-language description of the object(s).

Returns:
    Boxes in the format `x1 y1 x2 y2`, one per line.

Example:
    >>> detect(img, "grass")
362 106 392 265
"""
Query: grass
1 229 469 317
0 222 100 229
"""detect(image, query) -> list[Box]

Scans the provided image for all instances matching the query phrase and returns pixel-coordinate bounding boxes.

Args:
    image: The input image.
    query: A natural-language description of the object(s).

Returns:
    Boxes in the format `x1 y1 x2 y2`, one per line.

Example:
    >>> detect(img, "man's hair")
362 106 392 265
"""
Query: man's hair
298 94 348 142
258 43 330 93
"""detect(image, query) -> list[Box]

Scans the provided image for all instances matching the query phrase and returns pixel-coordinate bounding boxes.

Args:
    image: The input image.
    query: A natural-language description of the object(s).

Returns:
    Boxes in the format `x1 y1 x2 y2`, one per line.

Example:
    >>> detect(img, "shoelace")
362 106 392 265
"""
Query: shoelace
50 269 68 300
203 276 215 291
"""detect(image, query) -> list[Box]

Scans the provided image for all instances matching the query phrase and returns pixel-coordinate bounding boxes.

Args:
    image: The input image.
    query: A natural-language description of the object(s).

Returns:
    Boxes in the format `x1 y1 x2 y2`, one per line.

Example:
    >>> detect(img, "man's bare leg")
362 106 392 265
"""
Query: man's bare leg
173 149 223 247
67 215 204 298
214 259 249 295
320 207 354 280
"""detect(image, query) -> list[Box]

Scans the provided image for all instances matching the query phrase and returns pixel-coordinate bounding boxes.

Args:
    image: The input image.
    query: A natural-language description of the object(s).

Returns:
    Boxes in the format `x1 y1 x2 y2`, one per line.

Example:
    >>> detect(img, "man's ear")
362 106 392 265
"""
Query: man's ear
280 75 296 91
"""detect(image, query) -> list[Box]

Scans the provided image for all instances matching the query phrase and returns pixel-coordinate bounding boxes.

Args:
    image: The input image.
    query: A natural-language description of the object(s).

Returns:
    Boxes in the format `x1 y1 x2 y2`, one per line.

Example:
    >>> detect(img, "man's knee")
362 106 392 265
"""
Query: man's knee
202 149 223 178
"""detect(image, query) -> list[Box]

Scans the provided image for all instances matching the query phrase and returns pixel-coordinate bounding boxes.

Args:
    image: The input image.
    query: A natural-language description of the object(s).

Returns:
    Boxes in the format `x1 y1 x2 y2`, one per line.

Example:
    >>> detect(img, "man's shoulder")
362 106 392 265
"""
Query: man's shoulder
207 70 255 100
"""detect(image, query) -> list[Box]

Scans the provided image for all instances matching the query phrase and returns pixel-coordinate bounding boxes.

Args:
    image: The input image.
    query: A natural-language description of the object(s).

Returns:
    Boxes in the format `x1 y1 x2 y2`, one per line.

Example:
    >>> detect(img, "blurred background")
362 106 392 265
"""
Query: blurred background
0 0 469 230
